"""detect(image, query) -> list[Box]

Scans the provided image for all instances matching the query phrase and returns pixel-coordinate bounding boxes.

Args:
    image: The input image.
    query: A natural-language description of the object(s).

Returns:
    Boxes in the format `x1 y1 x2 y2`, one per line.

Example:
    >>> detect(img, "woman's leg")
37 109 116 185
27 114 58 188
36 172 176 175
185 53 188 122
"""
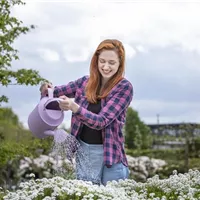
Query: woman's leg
101 162 129 185
75 139 104 184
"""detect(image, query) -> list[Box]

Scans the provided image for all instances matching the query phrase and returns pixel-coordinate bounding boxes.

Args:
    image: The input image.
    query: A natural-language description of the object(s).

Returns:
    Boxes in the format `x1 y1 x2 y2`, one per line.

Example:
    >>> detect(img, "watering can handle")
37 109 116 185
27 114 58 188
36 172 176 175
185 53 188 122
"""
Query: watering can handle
43 88 54 109
47 88 54 99
43 87 64 110
47 88 64 102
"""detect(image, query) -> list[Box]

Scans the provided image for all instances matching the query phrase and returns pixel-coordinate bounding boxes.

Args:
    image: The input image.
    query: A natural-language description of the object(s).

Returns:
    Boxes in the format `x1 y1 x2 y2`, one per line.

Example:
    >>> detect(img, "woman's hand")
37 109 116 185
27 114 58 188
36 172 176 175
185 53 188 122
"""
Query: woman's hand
59 96 80 113
40 82 53 96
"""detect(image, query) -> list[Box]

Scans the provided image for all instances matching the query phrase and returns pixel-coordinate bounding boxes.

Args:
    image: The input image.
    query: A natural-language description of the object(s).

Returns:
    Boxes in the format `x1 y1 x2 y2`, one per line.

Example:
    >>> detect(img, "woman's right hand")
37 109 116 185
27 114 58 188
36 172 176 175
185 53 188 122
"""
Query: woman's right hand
39 82 53 96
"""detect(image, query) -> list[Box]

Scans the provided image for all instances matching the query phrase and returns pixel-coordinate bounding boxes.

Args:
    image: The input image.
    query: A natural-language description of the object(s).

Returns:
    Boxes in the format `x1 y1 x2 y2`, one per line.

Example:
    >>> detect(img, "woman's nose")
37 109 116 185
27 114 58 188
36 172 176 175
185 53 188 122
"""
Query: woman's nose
102 62 110 69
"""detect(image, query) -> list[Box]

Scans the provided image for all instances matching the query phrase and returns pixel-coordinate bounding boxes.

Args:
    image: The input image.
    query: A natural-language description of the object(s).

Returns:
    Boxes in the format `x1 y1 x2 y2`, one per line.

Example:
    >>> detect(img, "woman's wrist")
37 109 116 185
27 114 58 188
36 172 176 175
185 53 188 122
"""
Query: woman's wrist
70 101 80 113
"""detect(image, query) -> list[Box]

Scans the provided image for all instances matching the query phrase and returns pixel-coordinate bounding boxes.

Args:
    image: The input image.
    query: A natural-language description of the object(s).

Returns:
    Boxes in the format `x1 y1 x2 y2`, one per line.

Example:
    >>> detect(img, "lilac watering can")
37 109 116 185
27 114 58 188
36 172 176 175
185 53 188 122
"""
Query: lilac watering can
28 88 64 138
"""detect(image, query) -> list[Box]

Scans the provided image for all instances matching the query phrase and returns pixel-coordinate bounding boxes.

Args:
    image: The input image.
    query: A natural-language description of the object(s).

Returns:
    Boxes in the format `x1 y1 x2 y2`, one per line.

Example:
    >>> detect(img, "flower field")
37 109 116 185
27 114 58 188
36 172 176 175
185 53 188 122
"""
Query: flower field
2 169 200 200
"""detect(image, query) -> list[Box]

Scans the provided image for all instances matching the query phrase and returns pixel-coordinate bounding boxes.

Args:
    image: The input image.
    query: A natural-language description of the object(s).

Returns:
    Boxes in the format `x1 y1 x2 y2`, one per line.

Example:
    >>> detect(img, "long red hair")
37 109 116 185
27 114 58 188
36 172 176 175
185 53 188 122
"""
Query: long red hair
85 39 125 103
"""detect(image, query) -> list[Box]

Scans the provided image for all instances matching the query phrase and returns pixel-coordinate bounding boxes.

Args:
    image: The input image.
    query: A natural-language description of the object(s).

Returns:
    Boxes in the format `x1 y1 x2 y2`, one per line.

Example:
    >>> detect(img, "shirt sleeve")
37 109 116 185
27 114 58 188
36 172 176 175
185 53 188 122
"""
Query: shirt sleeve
53 76 88 98
74 80 133 130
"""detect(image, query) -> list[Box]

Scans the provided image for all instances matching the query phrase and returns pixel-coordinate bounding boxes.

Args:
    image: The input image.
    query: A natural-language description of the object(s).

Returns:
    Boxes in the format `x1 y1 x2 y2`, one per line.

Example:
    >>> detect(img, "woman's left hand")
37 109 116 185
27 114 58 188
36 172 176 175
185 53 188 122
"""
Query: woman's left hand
58 96 80 113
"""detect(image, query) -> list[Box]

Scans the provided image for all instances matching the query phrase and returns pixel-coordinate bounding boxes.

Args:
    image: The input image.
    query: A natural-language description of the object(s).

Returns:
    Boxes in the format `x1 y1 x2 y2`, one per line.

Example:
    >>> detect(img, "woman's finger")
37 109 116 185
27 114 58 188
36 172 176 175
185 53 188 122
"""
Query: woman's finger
40 82 53 93
59 95 67 100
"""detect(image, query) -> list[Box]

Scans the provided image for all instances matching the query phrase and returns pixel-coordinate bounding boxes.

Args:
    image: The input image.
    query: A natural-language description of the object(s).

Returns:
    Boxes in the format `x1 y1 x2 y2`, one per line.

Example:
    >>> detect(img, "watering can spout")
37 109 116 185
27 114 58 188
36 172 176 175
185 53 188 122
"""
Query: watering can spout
44 130 55 136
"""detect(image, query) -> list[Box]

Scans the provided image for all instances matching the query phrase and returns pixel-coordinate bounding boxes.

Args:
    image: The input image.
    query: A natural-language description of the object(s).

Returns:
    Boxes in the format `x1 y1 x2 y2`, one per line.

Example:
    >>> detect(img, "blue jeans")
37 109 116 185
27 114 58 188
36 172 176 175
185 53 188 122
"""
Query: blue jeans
101 162 129 185
75 138 129 185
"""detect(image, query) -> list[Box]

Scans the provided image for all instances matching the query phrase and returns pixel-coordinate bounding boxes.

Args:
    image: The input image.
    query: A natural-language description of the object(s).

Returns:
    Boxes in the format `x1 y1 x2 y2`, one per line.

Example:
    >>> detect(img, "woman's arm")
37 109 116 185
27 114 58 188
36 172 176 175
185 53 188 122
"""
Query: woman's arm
74 80 133 130
41 76 88 98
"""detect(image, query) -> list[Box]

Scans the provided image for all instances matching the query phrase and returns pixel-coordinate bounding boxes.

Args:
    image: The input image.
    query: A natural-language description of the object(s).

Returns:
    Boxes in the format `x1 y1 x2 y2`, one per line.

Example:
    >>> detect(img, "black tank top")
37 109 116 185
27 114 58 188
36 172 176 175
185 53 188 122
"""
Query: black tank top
79 100 102 144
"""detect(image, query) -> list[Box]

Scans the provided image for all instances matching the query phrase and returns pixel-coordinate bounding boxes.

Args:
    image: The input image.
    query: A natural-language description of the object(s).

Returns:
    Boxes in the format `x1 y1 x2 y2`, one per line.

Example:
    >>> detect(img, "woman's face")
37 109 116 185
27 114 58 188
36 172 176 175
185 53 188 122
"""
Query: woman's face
98 50 120 84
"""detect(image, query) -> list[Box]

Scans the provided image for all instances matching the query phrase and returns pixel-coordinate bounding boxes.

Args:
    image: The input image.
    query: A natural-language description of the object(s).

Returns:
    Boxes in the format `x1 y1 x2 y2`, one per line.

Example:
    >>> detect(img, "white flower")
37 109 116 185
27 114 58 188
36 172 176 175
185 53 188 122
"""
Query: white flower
29 173 35 178
2 169 200 200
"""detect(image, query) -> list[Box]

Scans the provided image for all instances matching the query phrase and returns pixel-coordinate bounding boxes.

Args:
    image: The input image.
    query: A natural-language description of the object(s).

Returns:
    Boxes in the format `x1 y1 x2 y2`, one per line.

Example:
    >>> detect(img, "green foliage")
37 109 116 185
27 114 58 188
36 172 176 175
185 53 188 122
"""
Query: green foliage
189 137 200 157
0 0 47 105
126 148 185 161
0 107 32 142
0 107 53 154
0 189 6 200
26 137 54 155
0 107 19 125
125 107 137 149
140 123 153 149
189 158 200 170
0 138 53 189
0 138 53 168
125 107 153 149
0 141 30 168
134 125 142 149
0 96 8 104
0 107 54 189
0 69 46 86
0 120 31 142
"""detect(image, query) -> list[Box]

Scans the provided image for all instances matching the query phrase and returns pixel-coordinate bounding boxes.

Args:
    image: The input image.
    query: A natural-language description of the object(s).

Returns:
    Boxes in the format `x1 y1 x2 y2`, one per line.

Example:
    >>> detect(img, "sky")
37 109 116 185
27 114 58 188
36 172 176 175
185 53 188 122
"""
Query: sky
1 0 200 129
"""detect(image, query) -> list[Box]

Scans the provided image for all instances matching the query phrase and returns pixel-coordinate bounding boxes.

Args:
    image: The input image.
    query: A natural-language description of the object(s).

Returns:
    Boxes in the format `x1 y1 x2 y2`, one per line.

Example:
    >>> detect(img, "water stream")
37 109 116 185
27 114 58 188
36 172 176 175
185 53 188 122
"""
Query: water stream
49 129 101 183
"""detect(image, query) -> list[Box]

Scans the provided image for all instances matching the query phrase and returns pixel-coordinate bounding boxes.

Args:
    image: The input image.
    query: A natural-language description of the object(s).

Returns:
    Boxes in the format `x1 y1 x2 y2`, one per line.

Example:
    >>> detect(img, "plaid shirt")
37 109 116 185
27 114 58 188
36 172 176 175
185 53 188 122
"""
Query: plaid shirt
54 75 133 166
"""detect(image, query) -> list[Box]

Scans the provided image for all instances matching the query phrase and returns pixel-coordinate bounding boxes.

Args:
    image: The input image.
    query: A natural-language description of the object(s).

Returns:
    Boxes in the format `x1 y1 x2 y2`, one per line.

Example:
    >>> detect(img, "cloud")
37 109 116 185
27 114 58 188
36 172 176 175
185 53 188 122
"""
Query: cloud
126 46 200 102
63 44 90 62
2 1 199 127
133 99 200 124
135 45 147 53
123 44 136 59
13 2 200 62
37 48 60 62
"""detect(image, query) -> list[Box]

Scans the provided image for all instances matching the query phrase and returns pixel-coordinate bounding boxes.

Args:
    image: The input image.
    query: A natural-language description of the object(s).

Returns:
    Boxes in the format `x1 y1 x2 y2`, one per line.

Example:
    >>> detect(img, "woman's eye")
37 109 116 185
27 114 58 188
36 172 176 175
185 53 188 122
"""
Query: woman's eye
100 60 105 63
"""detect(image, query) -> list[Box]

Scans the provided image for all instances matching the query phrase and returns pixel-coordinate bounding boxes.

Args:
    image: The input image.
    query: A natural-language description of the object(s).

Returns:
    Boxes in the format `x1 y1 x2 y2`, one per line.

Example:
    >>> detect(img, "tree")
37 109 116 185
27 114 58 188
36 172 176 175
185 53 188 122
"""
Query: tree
139 121 153 149
134 125 142 149
125 107 138 149
0 107 24 141
125 107 153 149
0 0 46 105
0 107 19 125
179 123 198 172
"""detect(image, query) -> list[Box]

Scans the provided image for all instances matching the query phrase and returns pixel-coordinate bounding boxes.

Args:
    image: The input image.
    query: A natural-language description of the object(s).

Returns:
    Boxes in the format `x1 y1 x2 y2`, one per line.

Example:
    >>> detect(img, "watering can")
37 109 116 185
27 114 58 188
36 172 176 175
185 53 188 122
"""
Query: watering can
28 88 64 138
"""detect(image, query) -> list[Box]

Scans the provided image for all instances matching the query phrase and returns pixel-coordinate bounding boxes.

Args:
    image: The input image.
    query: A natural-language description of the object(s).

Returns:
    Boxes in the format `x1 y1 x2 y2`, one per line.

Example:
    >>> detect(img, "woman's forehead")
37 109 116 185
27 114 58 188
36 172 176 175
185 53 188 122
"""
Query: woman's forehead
99 50 119 60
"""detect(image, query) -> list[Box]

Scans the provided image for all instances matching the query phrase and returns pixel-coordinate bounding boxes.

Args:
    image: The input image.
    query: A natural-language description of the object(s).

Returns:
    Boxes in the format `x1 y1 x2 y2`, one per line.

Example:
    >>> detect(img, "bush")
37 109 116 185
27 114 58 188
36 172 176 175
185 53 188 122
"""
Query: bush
126 148 185 161
126 148 200 180
0 138 53 189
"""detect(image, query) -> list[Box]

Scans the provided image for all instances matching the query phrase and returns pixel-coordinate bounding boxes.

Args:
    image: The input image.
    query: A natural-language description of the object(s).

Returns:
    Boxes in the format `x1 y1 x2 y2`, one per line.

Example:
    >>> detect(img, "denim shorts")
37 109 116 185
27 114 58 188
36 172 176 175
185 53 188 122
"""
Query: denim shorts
75 138 129 185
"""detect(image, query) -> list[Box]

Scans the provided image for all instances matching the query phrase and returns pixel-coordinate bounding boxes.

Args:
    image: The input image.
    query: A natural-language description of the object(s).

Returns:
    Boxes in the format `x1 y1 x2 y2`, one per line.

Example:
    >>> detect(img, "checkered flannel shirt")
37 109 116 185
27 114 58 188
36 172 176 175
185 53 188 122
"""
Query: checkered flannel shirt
54 75 133 166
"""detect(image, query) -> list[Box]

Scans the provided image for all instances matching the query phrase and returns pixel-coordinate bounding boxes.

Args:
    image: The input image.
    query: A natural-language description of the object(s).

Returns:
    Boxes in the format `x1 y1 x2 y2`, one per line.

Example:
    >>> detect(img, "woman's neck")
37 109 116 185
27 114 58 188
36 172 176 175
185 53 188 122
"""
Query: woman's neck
101 78 108 88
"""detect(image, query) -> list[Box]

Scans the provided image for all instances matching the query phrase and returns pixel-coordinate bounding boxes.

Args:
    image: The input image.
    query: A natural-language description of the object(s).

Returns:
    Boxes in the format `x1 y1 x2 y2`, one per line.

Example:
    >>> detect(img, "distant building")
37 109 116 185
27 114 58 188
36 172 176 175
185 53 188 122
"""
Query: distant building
147 123 200 137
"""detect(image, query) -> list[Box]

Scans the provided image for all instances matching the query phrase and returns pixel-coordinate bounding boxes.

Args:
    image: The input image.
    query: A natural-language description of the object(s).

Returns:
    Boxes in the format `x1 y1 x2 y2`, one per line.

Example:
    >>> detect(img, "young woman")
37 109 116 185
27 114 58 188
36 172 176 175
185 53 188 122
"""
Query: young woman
40 39 133 185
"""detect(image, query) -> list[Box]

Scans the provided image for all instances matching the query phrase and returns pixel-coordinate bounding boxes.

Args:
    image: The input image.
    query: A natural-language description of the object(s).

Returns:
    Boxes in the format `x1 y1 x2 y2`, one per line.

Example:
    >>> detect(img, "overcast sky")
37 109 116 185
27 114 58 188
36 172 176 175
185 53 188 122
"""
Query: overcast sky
1 0 200 129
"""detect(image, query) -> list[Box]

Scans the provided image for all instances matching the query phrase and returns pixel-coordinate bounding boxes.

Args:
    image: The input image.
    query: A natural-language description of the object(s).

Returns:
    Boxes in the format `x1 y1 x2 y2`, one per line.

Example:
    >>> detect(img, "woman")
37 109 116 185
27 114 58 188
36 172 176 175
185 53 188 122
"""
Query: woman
40 39 133 185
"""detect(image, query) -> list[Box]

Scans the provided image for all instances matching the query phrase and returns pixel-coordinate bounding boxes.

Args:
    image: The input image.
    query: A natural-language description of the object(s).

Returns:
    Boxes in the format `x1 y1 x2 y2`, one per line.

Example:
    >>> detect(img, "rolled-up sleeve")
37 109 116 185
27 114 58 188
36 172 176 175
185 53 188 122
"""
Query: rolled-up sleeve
75 80 133 130
54 76 88 98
